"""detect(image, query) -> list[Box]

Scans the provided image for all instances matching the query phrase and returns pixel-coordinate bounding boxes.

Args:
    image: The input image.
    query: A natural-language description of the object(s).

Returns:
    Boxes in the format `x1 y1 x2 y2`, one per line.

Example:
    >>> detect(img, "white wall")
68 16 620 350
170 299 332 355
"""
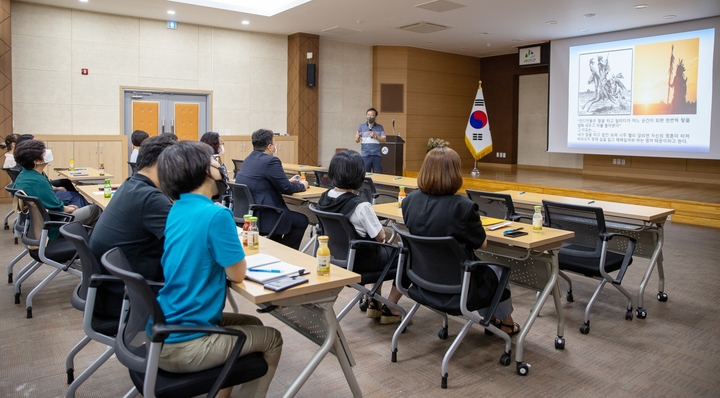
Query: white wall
518 73 582 168
317 39 373 167
11 2 287 136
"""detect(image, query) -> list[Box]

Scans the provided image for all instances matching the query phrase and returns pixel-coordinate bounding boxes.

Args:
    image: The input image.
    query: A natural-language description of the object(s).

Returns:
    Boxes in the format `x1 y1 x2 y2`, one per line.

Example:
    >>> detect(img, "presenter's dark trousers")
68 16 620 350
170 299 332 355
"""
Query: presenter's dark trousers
270 210 309 250
362 155 382 173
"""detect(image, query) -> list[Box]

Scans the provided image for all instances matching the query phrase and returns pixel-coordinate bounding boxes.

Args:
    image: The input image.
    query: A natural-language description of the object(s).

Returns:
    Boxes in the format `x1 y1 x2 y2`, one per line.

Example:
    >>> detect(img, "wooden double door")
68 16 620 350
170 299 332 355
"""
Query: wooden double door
123 91 210 141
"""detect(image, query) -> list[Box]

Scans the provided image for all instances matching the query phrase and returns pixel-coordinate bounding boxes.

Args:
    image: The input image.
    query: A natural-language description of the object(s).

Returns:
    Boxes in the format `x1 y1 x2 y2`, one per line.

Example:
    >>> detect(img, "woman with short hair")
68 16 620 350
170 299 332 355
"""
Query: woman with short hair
155 140 282 398
401 147 519 336
200 131 230 203
3 134 19 168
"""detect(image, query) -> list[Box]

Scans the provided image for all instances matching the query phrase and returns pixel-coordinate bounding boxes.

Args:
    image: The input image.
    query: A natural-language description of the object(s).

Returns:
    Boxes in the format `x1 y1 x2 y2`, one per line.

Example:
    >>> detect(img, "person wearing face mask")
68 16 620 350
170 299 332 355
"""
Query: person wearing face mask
155 140 283 398
235 128 309 250
355 107 386 173
200 131 231 204
89 134 176 318
12 140 101 237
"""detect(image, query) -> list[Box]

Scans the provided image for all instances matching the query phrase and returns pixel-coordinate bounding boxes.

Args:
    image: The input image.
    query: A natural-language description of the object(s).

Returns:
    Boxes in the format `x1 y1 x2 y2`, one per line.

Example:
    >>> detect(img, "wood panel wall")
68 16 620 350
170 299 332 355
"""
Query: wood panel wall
0 0 10 203
373 46 480 172
583 155 720 184
287 33 319 166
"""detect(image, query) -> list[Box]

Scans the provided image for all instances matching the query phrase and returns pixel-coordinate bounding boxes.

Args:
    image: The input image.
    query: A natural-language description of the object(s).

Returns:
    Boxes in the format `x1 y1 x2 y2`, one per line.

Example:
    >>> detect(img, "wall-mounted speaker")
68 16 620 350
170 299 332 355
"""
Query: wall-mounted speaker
307 63 316 87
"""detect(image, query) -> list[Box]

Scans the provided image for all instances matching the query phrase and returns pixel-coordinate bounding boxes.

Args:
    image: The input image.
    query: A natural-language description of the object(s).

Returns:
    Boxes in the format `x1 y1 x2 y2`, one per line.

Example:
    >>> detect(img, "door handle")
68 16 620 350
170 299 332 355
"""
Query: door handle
99 144 103 154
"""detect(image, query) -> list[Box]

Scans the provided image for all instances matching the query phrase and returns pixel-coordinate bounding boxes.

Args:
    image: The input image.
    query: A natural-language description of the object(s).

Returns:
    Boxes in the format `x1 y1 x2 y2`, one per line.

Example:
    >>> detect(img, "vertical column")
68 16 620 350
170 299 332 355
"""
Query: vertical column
287 33 319 165
0 0 11 137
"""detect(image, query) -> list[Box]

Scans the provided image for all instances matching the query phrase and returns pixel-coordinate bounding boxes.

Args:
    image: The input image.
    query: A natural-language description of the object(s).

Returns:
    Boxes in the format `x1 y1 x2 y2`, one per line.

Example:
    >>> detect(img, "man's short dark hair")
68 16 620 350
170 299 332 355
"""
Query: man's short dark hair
200 132 221 154
136 134 177 171
157 141 213 200
161 132 179 141
366 107 378 117
328 150 365 190
16 134 35 145
131 130 150 147
14 139 45 170
251 129 274 151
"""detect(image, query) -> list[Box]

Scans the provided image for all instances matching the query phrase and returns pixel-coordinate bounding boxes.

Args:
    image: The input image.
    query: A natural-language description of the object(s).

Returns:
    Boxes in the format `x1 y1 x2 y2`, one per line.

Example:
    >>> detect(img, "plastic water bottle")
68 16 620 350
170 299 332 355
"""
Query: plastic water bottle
532 205 543 232
103 178 112 199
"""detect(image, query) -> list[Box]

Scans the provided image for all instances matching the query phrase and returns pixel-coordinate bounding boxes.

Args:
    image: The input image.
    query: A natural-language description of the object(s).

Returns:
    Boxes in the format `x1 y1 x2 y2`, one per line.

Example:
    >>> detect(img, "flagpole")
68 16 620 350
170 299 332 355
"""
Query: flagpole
470 80 483 177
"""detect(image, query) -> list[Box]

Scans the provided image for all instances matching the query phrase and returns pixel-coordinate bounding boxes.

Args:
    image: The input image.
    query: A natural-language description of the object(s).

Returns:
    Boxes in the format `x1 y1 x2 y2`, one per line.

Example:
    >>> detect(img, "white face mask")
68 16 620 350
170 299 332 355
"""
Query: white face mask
43 149 54 164
218 144 225 156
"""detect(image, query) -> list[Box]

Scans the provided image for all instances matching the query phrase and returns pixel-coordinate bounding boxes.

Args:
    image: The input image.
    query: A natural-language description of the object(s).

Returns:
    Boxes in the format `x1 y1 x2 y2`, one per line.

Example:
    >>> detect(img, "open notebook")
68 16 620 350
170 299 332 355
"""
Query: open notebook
244 253 306 284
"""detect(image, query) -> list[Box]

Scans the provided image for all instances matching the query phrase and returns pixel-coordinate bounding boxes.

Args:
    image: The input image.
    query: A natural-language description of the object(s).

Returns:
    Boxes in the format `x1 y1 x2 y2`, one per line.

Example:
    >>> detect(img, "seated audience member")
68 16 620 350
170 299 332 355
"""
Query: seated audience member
12 133 78 193
401 147 520 336
317 150 405 324
235 128 309 250
13 140 101 235
129 129 149 163
3 134 19 168
200 131 230 203
89 134 176 318
156 141 282 398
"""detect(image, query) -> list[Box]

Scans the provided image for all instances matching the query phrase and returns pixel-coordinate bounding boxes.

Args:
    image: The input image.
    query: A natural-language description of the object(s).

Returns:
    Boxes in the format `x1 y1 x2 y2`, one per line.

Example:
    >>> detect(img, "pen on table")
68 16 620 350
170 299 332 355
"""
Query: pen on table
248 269 281 273
393 177 402 180
588 200 595 204
518 191 525 195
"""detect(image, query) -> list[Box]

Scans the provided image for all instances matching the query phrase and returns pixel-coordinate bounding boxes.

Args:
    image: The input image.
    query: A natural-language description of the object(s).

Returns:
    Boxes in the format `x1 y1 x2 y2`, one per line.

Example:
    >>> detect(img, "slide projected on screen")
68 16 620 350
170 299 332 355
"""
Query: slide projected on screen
567 28 714 153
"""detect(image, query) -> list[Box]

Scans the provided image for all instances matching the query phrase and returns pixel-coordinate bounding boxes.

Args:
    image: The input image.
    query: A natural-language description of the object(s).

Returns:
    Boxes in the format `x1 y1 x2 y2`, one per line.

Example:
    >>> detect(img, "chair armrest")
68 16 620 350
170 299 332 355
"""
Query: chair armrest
48 211 75 222
349 239 397 251
249 204 284 238
462 259 511 274
43 220 74 229
348 239 400 296
460 261 512 327
599 233 637 284
89 274 123 288
600 232 637 244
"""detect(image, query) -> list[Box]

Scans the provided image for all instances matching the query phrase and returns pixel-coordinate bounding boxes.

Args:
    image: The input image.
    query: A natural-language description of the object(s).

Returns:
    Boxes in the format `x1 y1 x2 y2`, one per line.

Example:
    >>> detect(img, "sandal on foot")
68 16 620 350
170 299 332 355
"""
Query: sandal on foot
380 304 413 325
500 322 521 337
366 299 382 319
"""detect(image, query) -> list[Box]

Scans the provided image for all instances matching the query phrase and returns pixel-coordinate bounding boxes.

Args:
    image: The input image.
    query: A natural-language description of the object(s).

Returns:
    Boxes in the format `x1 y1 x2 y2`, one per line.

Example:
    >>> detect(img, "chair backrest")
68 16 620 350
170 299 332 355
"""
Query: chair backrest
101 247 162 373
128 162 138 176
3 167 20 182
393 226 468 295
14 193 52 247
466 189 517 220
59 221 100 302
229 182 253 223
542 200 605 258
231 159 243 179
357 177 377 203
308 205 360 268
313 170 333 189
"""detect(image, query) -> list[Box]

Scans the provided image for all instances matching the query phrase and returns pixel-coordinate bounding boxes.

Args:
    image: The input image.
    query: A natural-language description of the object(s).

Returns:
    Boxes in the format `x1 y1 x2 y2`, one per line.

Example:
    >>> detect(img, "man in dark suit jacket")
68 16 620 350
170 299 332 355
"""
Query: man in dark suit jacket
235 129 309 250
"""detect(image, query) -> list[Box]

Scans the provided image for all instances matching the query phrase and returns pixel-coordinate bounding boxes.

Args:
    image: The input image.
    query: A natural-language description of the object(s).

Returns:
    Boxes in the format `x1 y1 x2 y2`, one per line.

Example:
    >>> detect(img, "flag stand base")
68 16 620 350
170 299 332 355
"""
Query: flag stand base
470 160 481 177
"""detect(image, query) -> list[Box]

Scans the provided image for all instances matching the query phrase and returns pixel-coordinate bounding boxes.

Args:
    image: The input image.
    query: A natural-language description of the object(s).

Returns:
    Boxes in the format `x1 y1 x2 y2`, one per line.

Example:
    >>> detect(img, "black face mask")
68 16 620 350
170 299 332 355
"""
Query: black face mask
212 178 229 201
367 117 376 124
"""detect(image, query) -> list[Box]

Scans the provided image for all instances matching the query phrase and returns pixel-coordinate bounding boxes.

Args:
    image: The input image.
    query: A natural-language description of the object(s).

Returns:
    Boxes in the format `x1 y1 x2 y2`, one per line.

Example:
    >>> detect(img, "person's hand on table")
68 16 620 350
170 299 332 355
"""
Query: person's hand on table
301 180 309 189
55 187 66 191
64 205 78 213
289 175 301 184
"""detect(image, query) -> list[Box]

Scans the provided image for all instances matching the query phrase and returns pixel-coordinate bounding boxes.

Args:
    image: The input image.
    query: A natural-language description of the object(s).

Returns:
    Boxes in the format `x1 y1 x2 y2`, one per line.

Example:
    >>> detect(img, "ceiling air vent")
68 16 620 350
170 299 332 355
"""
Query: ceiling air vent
321 26 362 35
414 0 466 13
396 21 451 34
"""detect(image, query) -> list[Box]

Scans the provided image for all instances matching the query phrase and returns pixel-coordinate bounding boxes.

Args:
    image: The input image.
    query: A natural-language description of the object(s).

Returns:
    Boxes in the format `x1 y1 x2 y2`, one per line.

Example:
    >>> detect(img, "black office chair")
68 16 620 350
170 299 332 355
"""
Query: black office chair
313 170 333 189
60 221 121 397
228 182 284 238
101 248 268 398
309 205 405 322
358 177 396 205
231 159 243 179
127 162 138 176
13 193 79 318
466 189 523 222
3 167 20 231
390 225 514 385
543 200 637 334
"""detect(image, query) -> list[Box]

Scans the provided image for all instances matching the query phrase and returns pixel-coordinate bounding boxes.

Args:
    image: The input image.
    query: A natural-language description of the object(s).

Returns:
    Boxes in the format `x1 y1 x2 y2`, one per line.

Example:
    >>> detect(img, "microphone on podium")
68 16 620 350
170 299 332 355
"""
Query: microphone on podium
392 119 396 136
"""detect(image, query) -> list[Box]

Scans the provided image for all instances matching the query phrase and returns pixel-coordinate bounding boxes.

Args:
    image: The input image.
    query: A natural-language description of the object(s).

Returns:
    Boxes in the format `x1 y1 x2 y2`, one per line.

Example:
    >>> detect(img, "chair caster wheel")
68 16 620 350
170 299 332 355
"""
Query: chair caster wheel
516 362 530 376
441 374 448 389
555 337 565 350
438 327 448 340
67 368 74 384
499 353 511 366
8 273 12 283
358 296 368 312
14 293 20 304
14 237 18 244
636 308 647 319
484 327 494 336
580 323 590 334
657 292 668 302
391 349 397 363
26 307 32 319
566 292 574 302
4 223 8 230
625 310 633 321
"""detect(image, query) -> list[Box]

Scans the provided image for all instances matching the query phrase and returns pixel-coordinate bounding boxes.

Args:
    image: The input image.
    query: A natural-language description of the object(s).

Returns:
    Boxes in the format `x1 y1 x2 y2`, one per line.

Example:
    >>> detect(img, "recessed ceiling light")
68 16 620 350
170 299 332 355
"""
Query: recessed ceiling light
584 13 597 18
168 0 310 17
356 20 363 24
579 29 590 32
663 15 676 19
633 4 648 9
546 21 557 25
486 44 491 47
79 0 88 2
167 10 176 15
241 20 250 25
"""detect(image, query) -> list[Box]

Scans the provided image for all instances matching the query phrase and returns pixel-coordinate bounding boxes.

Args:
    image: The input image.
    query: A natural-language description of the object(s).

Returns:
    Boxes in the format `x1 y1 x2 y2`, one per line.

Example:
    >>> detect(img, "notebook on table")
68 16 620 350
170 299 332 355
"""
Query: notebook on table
244 253 306 284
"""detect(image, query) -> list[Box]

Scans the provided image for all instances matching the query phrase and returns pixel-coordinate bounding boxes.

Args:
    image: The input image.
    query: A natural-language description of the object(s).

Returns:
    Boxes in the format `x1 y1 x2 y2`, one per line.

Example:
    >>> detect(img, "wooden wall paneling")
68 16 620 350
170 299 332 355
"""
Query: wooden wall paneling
407 47 479 76
287 33 319 166
687 159 720 173
0 0 10 139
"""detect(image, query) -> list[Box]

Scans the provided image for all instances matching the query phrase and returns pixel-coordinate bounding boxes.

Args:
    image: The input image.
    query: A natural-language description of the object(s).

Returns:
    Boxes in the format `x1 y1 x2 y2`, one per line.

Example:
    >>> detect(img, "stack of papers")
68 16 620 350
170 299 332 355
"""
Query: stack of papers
244 253 305 283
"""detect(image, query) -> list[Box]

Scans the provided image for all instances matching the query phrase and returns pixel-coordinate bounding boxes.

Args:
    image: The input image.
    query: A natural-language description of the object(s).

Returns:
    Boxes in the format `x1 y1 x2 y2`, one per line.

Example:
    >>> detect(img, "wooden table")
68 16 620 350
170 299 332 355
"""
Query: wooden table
282 163 327 174
373 203 574 374
365 173 418 189
288 185 325 200
231 237 362 397
76 183 120 210
498 189 675 318
53 167 114 183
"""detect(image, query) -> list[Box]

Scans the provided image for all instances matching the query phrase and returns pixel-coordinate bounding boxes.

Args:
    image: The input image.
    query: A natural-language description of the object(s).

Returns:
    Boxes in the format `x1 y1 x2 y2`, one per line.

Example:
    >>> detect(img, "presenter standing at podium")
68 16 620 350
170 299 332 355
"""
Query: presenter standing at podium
355 107 386 173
